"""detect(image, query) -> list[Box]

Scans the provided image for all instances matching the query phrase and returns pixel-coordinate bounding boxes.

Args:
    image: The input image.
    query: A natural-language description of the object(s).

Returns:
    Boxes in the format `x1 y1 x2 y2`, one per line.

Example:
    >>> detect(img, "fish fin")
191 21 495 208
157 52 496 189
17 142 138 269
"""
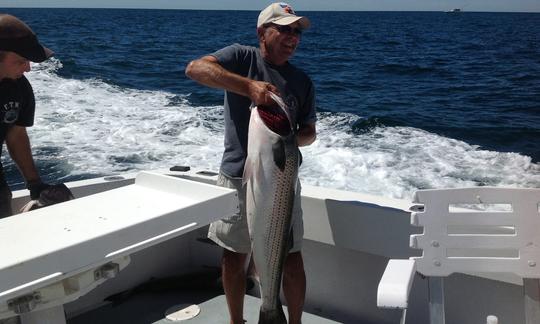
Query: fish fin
258 305 287 324
272 139 286 171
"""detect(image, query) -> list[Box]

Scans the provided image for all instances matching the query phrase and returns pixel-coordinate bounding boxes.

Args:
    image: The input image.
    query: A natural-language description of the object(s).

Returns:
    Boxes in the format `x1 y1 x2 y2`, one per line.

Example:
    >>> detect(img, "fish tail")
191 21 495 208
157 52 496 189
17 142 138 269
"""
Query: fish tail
258 307 287 324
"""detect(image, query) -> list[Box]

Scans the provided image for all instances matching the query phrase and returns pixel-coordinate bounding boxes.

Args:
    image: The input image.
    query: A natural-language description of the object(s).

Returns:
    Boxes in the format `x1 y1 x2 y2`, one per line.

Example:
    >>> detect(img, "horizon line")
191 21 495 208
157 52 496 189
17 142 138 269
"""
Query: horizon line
1 6 539 13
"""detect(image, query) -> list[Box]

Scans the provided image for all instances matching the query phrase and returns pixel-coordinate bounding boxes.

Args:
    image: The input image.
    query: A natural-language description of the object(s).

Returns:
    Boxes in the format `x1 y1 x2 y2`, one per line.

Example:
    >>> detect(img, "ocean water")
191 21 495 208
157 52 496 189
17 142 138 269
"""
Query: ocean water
1 8 539 200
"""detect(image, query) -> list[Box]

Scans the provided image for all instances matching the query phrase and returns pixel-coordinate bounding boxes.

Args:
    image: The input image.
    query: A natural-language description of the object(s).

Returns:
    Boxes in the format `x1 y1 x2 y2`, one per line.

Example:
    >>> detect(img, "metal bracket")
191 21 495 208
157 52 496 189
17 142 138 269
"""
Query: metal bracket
7 292 42 314
94 262 120 281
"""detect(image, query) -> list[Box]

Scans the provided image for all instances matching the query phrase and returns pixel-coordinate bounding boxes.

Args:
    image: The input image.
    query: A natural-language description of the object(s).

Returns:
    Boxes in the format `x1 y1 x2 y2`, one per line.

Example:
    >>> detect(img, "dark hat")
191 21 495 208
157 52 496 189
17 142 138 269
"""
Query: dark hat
0 14 54 63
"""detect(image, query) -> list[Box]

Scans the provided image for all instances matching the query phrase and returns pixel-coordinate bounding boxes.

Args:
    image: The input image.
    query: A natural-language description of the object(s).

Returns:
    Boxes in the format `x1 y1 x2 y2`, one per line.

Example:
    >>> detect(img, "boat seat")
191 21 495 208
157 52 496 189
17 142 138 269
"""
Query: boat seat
0 172 238 324
377 187 540 324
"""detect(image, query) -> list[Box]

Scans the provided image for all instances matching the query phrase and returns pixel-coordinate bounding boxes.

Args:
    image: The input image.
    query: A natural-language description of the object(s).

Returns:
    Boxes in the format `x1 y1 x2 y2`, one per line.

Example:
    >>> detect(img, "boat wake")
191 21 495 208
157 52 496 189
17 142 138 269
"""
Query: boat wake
4 58 537 200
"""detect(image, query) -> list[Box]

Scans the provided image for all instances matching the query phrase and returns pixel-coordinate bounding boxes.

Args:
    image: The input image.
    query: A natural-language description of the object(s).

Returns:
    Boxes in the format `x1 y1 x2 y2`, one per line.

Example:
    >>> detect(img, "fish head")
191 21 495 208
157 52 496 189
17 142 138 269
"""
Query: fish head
257 103 292 137
256 92 294 136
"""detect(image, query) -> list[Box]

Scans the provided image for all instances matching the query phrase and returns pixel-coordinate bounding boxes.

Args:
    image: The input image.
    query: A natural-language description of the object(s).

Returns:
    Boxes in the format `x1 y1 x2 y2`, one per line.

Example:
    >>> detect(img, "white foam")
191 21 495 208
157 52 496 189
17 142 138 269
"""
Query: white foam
26 59 223 176
300 113 540 199
21 60 540 200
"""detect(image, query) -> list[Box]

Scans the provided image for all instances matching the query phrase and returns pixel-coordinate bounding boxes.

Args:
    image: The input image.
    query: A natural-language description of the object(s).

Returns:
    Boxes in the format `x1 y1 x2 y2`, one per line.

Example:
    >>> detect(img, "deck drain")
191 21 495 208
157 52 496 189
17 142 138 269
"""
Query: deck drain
164 304 200 321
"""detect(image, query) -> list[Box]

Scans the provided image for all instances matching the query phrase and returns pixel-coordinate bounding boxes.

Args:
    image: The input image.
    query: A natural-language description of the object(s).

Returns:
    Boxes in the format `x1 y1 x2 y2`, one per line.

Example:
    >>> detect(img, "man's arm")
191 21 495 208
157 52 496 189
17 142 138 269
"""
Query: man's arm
297 123 316 147
5 125 40 183
185 55 279 107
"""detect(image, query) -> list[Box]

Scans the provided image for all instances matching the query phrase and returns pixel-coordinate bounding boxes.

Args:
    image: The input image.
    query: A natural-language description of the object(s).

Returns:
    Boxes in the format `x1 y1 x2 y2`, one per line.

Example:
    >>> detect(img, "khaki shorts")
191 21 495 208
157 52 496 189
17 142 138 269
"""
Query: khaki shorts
208 172 304 254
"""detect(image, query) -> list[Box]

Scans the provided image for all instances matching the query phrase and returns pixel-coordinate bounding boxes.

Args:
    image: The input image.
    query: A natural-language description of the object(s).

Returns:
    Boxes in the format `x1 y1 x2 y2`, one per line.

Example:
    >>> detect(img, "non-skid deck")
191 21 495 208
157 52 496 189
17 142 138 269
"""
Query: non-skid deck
153 295 341 324
69 292 341 324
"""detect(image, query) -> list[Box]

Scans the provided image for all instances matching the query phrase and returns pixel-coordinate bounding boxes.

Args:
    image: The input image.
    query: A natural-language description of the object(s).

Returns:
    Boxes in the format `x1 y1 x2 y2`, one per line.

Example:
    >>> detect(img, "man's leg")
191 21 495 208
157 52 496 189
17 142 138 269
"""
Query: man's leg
283 251 306 324
222 249 248 324
208 173 251 324
0 183 13 219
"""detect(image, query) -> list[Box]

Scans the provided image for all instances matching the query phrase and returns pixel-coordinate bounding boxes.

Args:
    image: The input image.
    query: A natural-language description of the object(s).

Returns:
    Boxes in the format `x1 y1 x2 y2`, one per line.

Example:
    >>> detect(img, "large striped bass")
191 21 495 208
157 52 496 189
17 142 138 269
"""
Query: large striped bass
243 93 300 324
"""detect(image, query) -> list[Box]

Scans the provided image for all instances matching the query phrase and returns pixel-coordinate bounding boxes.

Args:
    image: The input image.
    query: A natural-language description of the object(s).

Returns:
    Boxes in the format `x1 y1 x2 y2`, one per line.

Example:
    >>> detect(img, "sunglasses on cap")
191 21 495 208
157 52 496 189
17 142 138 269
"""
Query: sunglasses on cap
266 23 303 36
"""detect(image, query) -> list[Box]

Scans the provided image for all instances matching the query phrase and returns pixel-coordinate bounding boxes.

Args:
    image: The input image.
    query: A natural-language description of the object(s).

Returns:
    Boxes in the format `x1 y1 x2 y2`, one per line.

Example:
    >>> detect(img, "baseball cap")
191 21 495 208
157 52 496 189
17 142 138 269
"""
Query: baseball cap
0 14 54 63
257 3 310 29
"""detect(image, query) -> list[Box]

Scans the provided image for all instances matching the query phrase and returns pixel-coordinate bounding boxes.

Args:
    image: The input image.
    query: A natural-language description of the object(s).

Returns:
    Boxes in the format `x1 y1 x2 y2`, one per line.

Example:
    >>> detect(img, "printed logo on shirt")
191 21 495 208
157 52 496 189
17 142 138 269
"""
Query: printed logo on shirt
284 94 299 126
2 101 21 124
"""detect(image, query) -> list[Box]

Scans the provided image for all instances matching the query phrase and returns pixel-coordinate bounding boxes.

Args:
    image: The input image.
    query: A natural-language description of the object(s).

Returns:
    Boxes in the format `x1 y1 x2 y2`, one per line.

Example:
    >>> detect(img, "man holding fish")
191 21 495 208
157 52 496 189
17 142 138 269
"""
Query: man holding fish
186 3 316 323
0 14 57 220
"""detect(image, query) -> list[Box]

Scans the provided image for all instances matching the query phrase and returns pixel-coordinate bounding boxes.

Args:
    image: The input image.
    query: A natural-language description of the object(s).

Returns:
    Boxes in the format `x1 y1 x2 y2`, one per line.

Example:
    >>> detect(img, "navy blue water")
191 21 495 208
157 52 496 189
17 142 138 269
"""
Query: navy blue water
1 8 539 198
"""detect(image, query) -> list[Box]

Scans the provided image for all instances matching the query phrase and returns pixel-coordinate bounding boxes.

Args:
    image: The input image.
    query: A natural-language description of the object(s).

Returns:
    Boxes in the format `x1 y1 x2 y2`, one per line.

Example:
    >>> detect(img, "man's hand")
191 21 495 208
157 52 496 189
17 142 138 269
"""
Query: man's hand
247 81 280 107
297 123 316 147
26 180 51 200
21 183 74 212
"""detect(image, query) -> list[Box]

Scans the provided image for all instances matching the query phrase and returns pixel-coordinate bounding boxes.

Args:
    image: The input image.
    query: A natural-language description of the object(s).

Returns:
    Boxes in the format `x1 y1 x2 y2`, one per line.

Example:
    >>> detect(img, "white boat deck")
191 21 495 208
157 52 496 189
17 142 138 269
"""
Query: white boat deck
68 293 340 324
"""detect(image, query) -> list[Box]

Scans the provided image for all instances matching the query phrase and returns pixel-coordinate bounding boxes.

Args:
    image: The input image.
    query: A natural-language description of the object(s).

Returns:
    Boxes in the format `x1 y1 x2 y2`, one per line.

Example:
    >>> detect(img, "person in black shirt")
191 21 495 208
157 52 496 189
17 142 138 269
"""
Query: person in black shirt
0 14 55 218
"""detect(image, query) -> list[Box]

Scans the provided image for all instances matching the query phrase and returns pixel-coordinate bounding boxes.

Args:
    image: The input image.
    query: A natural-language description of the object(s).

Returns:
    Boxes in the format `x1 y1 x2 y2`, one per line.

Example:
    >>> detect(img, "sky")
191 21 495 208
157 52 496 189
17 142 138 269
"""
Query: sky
0 0 539 12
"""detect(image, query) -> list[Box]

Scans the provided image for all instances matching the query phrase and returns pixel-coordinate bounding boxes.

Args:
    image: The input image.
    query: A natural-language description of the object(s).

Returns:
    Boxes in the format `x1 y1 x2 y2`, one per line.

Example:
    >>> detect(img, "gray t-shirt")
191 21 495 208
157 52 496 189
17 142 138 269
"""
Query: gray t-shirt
211 44 316 178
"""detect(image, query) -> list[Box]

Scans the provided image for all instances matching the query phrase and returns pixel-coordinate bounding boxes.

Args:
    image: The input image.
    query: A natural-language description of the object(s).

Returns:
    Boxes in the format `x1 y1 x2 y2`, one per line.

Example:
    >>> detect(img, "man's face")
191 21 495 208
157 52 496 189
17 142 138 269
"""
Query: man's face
0 51 31 80
261 21 303 65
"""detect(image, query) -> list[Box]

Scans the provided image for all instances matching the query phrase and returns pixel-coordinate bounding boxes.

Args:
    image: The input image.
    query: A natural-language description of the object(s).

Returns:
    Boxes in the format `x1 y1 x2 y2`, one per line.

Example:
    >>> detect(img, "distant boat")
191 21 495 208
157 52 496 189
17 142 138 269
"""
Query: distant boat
445 8 462 13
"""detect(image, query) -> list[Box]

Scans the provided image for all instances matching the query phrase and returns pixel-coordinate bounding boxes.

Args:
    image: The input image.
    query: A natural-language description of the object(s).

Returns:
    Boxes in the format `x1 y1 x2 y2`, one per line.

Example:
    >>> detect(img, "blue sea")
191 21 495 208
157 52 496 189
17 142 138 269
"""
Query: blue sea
1 8 539 199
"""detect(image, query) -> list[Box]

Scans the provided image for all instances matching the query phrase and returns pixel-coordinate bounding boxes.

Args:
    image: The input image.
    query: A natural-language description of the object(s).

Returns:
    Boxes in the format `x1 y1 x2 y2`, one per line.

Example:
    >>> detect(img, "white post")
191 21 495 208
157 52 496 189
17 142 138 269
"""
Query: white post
428 277 445 324
524 278 540 324
400 309 408 324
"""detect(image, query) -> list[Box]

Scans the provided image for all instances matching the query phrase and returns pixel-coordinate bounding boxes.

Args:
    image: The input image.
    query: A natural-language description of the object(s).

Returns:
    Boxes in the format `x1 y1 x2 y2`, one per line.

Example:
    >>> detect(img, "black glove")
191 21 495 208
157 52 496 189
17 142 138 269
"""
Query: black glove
21 183 74 212
26 180 52 200
39 183 74 205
